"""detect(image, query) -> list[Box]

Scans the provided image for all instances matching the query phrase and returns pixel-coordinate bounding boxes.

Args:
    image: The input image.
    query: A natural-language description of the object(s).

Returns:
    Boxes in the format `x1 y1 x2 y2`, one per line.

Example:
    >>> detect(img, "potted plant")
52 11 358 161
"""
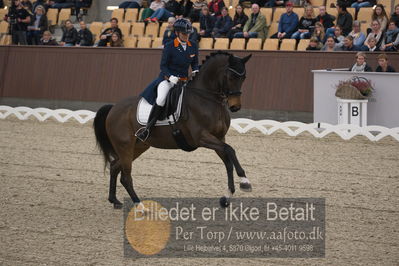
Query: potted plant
335 76 374 100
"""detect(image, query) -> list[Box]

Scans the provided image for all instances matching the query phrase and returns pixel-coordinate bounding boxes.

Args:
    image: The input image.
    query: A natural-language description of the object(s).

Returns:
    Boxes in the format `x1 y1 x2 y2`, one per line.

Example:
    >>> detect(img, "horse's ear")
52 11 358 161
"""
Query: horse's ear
242 54 252 64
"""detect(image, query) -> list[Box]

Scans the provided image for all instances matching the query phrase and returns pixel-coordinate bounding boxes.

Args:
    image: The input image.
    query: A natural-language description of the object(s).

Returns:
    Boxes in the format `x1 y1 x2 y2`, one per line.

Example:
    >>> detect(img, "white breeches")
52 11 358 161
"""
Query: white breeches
156 80 174 106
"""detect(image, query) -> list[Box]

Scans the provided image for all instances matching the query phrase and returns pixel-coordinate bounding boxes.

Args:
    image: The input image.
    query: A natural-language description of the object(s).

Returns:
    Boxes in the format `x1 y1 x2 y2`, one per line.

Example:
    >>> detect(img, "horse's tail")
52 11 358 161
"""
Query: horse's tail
93 104 115 168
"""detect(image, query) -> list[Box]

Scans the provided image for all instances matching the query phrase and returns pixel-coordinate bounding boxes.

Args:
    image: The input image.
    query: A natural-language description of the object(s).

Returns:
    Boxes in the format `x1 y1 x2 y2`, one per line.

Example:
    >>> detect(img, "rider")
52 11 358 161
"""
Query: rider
136 18 199 141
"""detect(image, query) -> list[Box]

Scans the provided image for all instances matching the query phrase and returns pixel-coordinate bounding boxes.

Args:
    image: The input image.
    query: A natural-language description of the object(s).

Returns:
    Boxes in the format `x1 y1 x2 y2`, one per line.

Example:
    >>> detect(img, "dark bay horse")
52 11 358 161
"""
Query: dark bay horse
93 51 252 209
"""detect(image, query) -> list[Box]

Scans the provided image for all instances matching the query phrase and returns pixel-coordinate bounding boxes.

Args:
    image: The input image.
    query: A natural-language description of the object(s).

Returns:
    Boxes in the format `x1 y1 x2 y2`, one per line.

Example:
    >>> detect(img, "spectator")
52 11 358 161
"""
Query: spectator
291 6 316 40
74 0 92 21
21 0 33 11
145 0 180 22
27 5 48 45
33 1 49 11
227 4 248 39
361 36 379 51
39 30 58 45
7 0 31 45
349 52 372 72
312 22 325 43
375 53 396 72
190 0 207 22
60 19 78 46
234 4 267 39
187 17 199 43
266 0 288 8
208 0 225 17
119 0 142 9
162 17 177 45
348 21 366 47
326 3 352 37
98 18 122 46
351 0 376 12
316 6 335 30
380 21 399 52
270 2 298 39
109 32 124 47
363 20 384 49
391 4 399 28
332 25 345 47
321 36 341 51
212 7 232 37
77 20 93 46
199 6 215 38
371 4 389 32
141 0 164 21
180 0 193 19
306 37 322 50
341 35 360 51
48 0 74 9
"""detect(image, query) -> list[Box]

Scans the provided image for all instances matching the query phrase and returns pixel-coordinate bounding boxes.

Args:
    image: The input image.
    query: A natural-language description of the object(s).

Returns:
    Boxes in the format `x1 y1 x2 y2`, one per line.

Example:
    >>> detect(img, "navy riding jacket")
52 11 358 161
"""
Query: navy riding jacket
141 38 199 105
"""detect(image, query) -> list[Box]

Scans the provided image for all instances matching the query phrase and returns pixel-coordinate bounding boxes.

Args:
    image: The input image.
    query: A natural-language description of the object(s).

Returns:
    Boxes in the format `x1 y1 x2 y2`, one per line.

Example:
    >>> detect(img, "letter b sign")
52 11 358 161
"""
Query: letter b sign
352 106 359 116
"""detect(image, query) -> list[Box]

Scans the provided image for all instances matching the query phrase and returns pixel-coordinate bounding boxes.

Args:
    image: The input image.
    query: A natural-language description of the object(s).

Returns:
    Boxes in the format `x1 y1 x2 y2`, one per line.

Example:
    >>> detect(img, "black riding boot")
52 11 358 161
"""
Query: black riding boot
135 104 163 142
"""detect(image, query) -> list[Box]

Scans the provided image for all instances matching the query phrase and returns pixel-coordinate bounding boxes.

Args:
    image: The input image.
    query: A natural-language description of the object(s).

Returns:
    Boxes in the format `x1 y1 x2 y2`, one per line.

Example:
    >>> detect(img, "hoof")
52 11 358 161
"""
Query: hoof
219 196 230 208
240 182 252 192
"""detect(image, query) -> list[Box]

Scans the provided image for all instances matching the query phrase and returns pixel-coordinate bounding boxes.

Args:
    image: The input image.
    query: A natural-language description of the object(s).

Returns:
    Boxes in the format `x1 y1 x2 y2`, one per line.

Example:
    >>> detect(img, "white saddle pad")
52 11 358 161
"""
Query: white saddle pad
137 88 184 126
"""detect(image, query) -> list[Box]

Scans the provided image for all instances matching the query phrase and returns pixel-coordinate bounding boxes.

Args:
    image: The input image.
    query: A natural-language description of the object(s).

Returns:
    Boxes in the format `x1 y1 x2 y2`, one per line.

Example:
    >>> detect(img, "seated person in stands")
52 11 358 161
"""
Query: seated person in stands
212 7 232 37
266 0 288 8
234 4 267 39
375 53 396 72
349 52 372 72
341 35 360 51
321 35 341 51
33 1 50 11
208 0 225 17
362 20 384 50
316 6 335 30
77 20 93 46
145 0 181 23
326 4 352 37
227 4 248 39
291 6 316 40
21 0 33 11
380 21 399 52
141 0 164 21
331 25 345 48
98 18 123 47
370 4 389 32
391 4 399 27
39 30 58 45
361 36 379 51
306 37 322 50
351 0 376 12
311 22 325 43
27 5 48 45
180 0 193 19
48 0 74 9
270 2 298 39
60 19 78 46
189 0 207 22
162 17 176 45
119 0 142 9
199 6 215 38
74 0 92 21
348 21 366 47
109 32 124 47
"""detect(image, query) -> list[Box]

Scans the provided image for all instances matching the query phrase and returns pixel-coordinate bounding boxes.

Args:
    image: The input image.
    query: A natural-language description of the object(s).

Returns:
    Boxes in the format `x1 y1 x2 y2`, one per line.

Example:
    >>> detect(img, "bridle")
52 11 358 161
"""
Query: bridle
222 66 246 97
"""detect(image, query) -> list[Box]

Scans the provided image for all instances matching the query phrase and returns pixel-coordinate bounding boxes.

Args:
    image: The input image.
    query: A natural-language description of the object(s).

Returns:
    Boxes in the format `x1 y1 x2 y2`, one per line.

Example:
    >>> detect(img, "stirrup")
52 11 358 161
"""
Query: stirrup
135 127 150 142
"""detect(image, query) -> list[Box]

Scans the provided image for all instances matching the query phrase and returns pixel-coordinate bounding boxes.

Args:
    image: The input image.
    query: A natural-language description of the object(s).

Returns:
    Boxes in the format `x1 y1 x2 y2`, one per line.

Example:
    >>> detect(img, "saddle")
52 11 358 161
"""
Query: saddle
136 81 185 126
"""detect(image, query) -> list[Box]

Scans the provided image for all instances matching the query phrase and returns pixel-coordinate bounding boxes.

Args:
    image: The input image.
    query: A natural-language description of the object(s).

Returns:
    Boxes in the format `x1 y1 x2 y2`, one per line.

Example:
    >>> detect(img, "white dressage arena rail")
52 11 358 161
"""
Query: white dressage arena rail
1 106 398 142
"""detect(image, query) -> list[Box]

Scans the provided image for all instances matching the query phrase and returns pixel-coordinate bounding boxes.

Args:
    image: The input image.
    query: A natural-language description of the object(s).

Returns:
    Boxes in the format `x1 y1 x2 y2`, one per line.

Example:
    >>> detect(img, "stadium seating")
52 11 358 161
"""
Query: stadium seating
125 9 139 23
145 23 159 39
58 8 71 25
230 38 246 50
297 39 310 51
310 0 326 6
132 22 145 37
192 22 200 31
152 37 163 48
199 38 213 49
0 34 11 45
0 20 9 35
346 7 356 18
214 38 229 49
0 8 7 21
124 37 137 48
103 22 111 29
47 8 59 26
357 8 373 24
273 8 285 22
268 22 278 38
228 8 235 18
89 22 103 41
119 22 132 38
112 9 125 23
263 38 279 50
260 8 273 25
137 36 152 48
293 8 304 18
325 0 335 8
280 39 296 51
159 23 168 38
246 38 262 50
326 7 338 18
244 8 252 17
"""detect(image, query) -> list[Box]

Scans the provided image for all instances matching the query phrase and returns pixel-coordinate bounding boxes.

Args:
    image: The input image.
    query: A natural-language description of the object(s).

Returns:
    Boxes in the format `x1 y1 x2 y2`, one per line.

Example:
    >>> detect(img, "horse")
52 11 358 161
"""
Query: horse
93 51 252 209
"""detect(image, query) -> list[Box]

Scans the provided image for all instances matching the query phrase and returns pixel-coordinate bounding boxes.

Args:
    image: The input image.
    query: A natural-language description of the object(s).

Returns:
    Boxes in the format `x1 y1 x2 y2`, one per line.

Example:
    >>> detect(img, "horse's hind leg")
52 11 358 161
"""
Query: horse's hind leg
108 159 123 209
215 150 235 208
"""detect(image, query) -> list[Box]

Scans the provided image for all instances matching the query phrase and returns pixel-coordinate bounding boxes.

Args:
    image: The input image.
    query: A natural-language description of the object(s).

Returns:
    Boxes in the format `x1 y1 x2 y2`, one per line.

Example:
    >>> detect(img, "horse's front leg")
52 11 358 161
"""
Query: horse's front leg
199 133 235 207
223 144 252 192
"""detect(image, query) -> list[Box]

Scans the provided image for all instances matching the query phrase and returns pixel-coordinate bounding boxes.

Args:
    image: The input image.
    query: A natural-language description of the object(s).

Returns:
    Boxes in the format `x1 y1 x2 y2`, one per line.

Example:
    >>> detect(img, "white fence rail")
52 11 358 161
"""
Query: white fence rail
1 106 398 142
